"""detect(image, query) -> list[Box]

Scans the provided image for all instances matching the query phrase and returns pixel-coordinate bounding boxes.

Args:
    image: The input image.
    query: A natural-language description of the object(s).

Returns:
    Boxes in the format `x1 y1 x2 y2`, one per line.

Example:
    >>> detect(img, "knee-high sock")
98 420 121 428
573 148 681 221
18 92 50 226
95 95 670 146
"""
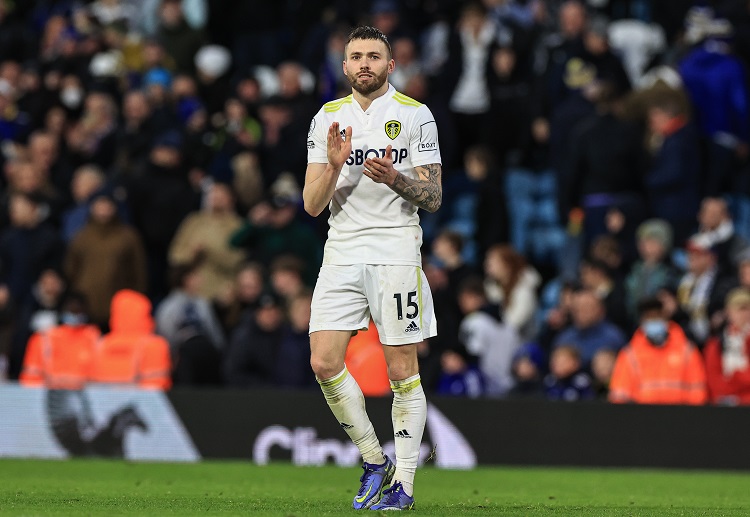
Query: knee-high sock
318 367 385 465
390 374 426 497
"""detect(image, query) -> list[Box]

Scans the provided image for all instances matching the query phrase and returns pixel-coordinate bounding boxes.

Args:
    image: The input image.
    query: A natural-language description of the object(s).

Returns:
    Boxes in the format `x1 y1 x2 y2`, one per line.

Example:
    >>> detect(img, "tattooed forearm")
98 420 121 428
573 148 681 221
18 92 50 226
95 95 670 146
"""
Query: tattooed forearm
389 163 442 212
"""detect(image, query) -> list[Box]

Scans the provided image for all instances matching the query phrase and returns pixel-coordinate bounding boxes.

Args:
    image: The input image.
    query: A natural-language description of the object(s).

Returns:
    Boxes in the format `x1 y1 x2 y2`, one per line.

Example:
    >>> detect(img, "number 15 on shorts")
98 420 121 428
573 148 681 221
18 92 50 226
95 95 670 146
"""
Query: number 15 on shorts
393 291 419 320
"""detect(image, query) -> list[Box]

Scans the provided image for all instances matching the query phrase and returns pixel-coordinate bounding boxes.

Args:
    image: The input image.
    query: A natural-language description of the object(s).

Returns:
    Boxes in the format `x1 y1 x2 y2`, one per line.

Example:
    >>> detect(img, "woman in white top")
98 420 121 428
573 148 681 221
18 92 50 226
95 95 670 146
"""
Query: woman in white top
484 244 541 341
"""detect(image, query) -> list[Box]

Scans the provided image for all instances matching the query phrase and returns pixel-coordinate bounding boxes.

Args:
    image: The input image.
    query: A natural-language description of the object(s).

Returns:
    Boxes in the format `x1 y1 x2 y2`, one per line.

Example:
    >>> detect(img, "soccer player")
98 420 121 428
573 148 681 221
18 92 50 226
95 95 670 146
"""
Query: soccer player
303 26 442 511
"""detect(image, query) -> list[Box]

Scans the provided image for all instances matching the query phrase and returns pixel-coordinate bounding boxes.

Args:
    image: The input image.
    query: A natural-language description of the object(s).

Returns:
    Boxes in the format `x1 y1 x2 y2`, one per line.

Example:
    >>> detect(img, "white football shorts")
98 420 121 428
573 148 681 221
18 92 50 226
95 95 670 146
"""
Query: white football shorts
309 264 437 345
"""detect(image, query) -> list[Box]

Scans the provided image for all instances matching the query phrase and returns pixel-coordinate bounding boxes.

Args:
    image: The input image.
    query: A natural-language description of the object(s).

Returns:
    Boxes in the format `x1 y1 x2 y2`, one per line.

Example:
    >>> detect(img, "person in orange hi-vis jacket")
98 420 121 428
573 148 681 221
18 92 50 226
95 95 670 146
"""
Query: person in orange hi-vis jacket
89 289 172 390
20 292 100 390
345 321 391 397
609 297 707 405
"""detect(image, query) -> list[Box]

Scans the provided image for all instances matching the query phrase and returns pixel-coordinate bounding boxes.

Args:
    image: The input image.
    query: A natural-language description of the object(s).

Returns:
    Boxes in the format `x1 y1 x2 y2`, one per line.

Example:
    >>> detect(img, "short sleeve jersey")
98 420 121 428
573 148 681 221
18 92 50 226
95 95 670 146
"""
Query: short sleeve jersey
307 84 442 266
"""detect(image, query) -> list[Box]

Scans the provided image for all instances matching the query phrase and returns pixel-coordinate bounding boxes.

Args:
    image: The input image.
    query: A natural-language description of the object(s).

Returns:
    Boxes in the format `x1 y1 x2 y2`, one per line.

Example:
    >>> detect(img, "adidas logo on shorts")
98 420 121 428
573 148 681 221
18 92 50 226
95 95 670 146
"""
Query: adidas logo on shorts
395 429 412 438
404 321 420 333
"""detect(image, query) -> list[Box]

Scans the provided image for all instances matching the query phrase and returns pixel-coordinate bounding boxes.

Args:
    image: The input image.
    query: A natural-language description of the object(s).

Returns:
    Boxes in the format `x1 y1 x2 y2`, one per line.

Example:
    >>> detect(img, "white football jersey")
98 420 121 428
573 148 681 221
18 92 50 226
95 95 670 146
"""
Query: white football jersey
307 84 442 266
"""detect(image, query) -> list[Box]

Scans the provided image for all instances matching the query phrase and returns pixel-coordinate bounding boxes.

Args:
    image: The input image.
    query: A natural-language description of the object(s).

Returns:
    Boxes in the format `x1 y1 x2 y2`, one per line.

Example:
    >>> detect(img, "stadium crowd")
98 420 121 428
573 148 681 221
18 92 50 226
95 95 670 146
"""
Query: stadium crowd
4 0 750 405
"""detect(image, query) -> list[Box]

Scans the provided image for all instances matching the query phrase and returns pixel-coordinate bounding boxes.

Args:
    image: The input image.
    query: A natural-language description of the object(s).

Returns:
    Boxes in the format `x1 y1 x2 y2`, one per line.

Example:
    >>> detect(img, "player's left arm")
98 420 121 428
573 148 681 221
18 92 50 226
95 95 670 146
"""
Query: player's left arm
363 147 442 212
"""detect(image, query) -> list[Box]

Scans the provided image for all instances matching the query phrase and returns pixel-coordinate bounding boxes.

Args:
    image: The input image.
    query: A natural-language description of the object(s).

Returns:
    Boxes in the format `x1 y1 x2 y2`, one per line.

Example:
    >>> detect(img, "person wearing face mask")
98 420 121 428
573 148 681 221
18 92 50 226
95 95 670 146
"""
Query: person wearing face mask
609 297 707 405
19 292 100 390
704 288 750 405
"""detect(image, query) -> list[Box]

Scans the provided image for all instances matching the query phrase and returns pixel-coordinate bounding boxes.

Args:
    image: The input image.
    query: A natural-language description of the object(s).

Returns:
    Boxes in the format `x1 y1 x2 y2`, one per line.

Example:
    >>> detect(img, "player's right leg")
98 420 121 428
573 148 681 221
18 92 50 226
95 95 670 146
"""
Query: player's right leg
311 331 392 509
309 265 391 509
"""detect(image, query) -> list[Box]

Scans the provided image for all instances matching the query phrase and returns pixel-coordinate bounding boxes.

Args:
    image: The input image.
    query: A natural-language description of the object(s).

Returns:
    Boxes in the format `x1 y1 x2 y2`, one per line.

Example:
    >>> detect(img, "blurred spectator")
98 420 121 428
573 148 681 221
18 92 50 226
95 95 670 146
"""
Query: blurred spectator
19 292 100 390
457 276 521 397
579 257 630 332
389 37 421 91
676 236 733 345
552 288 627 366
463 146 509 259
65 189 147 329
679 9 749 195
644 95 701 243
223 291 284 387
438 147 508 261
543 345 594 401
591 347 617 398
89 289 172 390
155 260 226 357
508 343 546 398
436 349 485 398
142 67 178 130
66 92 118 170
1 158 64 227
537 281 575 353
588 234 625 278
609 297 707 405
419 259 461 391
61 165 106 242
229 3 286 71
345 321 391 397
431 230 475 303
484 244 540 340
485 44 534 168
168 181 245 300
127 130 200 299
213 96 262 154
230 193 322 286
625 219 679 321
370 0 408 40
9 268 66 379
536 0 587 110
693 196 749 271
26 130 70 210
704 287 750 405
581 17 631 93
215 261 265 334
0 2 35 63
115 90 157 177
444 2 495 167
274 291 316 389
270 255 306 304
565 83 646 247
259 63 317 185
0 77 29 142
194 45 232 116
0 192 63 304
156 0 205 74
712 251 750 326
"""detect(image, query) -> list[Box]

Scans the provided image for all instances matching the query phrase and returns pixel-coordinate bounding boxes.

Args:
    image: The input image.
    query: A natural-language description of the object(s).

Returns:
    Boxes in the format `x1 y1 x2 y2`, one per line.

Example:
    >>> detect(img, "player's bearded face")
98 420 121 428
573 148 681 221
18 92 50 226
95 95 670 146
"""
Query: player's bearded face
344 40 391 95
346 64 388 95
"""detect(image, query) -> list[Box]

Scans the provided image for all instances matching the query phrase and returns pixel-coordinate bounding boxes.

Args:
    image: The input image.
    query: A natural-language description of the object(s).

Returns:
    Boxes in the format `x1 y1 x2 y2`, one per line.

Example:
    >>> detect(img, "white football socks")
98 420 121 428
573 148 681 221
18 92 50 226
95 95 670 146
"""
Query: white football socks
390 374 426 497
318 367 386 466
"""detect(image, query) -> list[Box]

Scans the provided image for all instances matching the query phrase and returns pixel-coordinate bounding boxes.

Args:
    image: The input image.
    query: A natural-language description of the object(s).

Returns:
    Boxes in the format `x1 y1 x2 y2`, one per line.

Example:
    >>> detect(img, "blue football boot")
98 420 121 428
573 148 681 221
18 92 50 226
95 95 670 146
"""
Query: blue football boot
352 456 395 510
370 481 415 511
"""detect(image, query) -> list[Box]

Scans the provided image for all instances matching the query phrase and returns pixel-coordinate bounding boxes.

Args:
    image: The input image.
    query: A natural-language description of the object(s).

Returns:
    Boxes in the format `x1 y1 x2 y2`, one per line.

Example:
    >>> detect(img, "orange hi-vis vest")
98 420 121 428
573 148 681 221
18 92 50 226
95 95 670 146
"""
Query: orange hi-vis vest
20 324 101 390
88 290 172 390
609 322 707 405
345 321 391 397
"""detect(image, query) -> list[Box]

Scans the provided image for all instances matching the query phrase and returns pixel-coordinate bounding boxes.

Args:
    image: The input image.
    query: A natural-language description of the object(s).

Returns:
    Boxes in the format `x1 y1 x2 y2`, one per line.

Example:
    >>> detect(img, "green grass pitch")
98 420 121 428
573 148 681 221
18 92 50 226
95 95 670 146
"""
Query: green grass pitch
1 459 749 516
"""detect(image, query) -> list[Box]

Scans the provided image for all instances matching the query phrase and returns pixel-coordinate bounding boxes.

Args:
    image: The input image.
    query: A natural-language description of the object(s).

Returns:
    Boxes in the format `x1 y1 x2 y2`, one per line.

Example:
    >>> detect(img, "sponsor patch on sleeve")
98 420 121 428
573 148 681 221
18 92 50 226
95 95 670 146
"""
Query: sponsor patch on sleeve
418 121 438 152
307 140 315 149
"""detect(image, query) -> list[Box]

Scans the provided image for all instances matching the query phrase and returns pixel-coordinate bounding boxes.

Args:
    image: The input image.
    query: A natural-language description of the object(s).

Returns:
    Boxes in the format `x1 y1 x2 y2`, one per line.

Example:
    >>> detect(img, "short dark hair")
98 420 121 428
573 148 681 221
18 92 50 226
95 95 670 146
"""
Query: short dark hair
458 276 486 298
345 26 392 58
436 230 464 253
637 297 663 318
